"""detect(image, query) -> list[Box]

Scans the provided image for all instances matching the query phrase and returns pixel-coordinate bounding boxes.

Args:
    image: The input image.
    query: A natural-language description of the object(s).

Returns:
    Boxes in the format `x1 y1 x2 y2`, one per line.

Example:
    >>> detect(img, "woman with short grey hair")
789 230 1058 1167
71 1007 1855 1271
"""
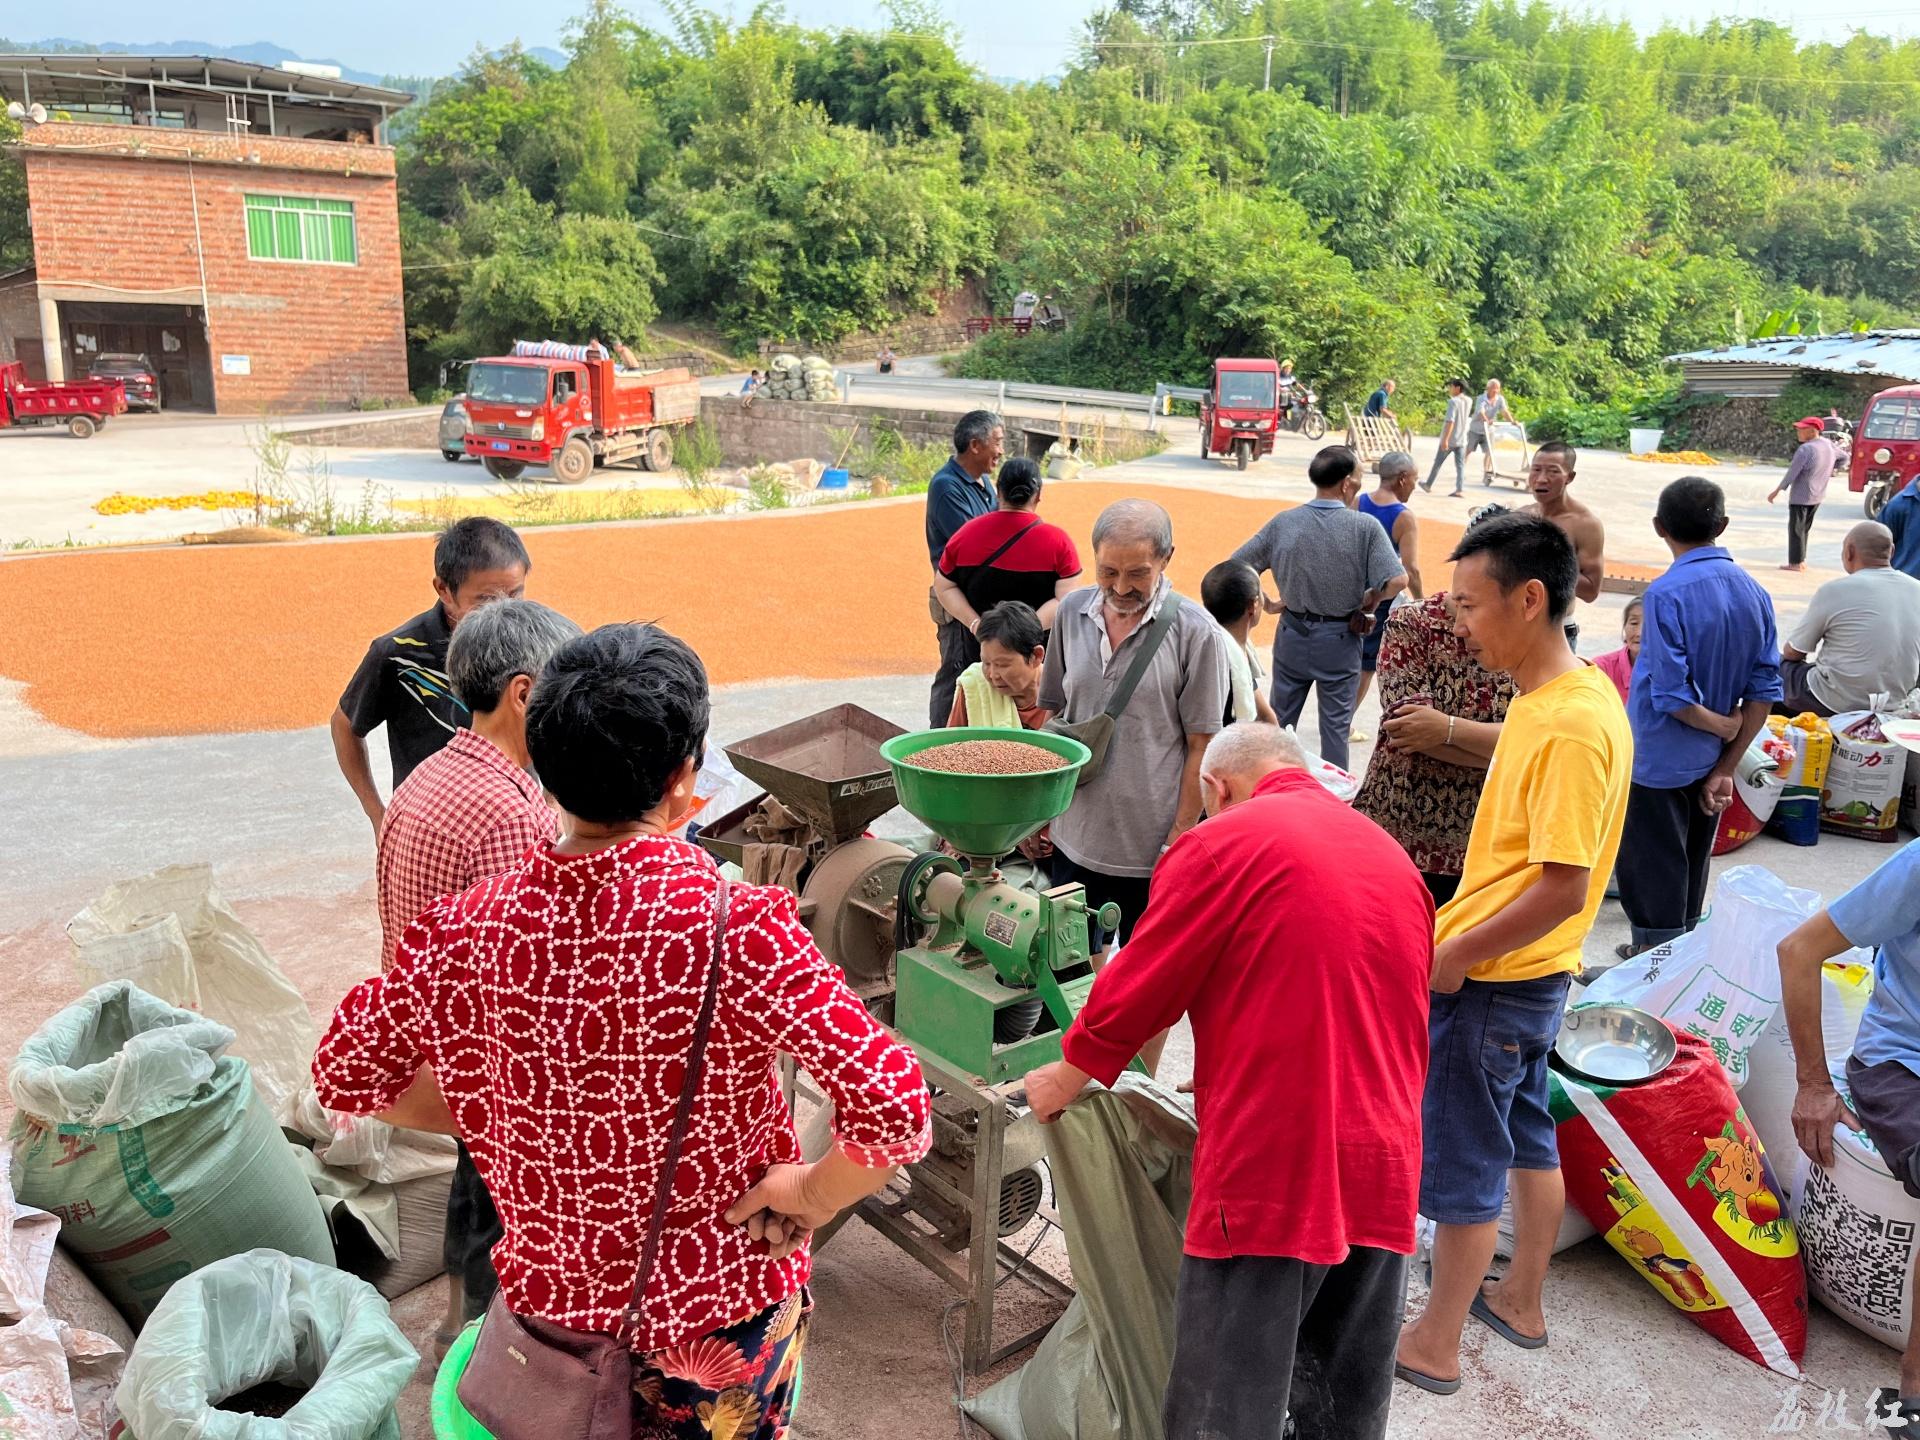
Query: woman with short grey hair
372 595 585 1350
446 597 584 715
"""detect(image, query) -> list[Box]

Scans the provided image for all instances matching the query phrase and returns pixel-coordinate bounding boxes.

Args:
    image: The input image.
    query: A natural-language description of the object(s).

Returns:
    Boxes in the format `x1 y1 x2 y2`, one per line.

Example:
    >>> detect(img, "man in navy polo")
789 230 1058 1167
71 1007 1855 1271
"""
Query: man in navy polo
925 410 1004 725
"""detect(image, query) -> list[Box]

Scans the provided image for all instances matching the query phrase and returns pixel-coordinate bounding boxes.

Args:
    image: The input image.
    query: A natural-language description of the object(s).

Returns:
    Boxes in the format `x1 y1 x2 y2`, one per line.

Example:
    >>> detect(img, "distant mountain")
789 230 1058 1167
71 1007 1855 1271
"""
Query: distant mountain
3 37 573 90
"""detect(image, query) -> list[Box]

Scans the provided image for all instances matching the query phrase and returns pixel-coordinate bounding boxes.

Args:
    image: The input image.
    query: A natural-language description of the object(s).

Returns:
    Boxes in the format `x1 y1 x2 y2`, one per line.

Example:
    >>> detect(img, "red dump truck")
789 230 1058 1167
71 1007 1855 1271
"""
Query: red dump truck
460 347 702 483
0 362 128 439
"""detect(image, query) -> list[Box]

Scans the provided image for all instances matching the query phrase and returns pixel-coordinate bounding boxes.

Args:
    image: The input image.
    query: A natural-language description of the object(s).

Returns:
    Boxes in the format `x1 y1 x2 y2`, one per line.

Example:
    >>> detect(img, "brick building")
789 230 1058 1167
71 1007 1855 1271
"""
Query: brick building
0 55 413 413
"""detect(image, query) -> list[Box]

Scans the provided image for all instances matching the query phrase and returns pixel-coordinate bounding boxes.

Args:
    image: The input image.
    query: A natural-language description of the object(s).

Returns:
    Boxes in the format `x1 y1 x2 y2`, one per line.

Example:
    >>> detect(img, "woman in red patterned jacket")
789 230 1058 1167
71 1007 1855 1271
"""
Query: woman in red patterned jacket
314 623 930 1439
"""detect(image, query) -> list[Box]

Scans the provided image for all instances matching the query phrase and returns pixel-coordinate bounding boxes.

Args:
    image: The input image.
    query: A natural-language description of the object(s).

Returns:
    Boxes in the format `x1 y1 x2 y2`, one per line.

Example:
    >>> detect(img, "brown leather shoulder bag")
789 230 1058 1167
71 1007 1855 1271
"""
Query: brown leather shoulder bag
456 876 731 1438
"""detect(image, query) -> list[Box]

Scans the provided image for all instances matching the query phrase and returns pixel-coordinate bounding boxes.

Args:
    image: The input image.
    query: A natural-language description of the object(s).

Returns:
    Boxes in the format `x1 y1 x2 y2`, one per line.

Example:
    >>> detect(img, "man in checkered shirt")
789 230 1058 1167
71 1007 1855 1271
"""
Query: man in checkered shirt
374 596 581 1348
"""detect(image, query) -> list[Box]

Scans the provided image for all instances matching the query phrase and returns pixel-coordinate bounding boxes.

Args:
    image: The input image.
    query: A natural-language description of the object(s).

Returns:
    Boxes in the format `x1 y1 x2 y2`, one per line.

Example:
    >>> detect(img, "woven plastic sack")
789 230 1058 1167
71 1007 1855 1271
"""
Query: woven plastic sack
1551 1032 1806 1376
67 865 316 1121
1578 865 1813 1088
1821 711 1905 840
1791 1119 1920 1351
115 1250 416 1440
8 982 334 1326
0 1152 131 1440
963 1077 1193 1440
1739 958 1874 1204
1767 714 1833 845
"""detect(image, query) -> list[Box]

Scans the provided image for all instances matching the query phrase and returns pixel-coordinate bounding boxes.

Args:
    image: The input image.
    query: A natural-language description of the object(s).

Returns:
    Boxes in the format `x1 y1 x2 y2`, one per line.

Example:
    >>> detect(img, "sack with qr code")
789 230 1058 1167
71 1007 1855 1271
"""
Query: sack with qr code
1792 1128 1920 1351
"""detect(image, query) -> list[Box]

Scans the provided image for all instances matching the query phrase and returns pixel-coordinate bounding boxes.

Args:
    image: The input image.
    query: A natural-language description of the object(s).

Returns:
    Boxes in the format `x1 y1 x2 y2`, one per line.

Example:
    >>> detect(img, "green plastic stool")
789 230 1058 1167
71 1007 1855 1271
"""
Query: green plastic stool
430 1322 491 1440
430 1320 802 1436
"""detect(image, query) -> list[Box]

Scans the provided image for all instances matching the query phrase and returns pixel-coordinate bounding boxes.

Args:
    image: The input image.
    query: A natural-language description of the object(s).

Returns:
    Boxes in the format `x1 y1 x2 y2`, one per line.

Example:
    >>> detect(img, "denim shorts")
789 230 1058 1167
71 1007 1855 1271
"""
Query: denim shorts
1419 974 1572 1225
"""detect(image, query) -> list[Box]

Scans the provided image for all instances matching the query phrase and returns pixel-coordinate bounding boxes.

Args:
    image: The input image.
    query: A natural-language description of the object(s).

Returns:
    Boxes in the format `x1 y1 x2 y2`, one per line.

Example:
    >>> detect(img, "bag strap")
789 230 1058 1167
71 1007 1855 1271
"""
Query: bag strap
1103 593 1182 722
623 874 729 1343
974 515 1042 572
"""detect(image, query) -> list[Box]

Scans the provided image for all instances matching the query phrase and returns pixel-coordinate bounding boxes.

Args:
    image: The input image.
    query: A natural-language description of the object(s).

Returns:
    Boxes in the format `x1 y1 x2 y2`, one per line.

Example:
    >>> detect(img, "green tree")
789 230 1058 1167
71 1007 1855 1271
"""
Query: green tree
0 116 29 271
454 185 662 353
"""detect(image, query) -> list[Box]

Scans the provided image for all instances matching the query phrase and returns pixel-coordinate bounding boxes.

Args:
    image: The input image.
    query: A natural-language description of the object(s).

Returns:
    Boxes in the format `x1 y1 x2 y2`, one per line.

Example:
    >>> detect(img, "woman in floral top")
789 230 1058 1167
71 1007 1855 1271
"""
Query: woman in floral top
315 623 931 1439
1355 591 1516 906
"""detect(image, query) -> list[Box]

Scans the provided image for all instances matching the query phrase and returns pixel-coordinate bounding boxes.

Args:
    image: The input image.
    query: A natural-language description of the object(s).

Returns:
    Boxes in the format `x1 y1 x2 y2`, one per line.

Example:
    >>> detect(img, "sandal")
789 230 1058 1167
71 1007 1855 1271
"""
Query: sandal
1395 1362 1461 1396
1470 1293 1548 1349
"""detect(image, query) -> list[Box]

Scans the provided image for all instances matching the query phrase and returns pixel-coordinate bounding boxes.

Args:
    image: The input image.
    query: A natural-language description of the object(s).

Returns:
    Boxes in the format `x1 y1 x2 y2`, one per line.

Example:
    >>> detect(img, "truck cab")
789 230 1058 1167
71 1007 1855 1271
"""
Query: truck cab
1852 385 1920 520
462 358 576 480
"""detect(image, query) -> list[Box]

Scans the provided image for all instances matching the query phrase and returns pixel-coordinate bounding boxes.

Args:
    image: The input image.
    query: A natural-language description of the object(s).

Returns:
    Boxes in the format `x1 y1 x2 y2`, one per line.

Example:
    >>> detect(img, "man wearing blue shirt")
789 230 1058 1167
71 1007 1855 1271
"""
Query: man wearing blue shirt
1778 844 1920 1438
1616 478 1783 955
924 410 1004 725
1882 475 1920 582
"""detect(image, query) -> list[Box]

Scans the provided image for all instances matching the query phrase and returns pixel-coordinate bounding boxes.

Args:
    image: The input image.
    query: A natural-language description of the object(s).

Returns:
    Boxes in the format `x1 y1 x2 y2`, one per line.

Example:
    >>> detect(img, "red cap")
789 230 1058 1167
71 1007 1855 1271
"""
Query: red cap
1795 416 1825 430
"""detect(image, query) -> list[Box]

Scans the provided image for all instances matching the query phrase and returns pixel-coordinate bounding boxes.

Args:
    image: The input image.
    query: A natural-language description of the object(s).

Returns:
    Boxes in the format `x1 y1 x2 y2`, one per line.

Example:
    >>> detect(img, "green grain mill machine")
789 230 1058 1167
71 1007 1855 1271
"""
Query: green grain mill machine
878 727 1118 1083
700 712 1121 1370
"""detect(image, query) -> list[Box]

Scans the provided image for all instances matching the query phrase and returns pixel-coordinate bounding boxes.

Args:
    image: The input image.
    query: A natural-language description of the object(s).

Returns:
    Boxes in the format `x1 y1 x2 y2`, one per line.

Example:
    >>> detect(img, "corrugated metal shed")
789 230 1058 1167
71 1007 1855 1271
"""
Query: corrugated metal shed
1666 331 1920 397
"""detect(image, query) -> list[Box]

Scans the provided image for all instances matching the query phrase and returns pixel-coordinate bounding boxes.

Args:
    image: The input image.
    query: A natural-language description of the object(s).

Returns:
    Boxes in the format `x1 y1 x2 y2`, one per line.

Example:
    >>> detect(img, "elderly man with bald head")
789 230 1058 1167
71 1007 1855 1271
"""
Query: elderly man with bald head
1024 723 1432 1440
1780 520 1920 717
1037 498 1228 970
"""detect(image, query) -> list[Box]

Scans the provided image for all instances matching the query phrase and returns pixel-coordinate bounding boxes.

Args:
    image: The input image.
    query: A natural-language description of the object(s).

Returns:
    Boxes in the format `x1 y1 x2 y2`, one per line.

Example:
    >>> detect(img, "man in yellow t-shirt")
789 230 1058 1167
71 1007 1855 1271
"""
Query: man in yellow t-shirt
1396 513 1632 1398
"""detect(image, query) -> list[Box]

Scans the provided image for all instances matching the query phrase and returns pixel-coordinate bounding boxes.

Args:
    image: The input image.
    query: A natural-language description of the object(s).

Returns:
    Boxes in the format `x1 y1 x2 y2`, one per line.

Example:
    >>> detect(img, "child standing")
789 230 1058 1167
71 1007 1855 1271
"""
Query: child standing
331 517 531 839
1202 560 1279 726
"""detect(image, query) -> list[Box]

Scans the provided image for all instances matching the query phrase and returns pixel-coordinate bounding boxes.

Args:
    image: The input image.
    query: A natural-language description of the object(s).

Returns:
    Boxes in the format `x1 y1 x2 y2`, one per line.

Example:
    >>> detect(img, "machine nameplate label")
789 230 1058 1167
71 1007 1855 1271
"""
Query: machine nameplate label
982 912 1018 946
836 778 896 797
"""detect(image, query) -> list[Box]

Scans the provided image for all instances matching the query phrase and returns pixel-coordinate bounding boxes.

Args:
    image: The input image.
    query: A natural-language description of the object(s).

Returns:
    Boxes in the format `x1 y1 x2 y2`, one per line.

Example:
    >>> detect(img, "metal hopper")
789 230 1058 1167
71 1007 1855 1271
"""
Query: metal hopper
722 704 906 844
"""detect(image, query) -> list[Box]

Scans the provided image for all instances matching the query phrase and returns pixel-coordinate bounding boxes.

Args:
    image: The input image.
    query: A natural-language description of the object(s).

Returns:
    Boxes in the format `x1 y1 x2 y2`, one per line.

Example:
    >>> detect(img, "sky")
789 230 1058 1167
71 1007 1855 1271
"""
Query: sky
11 0 1917 85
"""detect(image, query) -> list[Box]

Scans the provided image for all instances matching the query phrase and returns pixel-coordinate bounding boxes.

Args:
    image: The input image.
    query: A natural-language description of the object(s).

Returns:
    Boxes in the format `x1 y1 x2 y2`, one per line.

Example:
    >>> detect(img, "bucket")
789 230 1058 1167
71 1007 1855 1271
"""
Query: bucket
1629 427 1664 454
1770 793 1822 847
819 467 850 490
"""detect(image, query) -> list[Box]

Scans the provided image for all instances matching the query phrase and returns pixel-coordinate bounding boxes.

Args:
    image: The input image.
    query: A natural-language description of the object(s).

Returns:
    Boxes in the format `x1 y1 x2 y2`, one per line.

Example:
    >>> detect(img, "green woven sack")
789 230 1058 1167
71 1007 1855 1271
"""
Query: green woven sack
8 981 334 1326
118 1250 416 1439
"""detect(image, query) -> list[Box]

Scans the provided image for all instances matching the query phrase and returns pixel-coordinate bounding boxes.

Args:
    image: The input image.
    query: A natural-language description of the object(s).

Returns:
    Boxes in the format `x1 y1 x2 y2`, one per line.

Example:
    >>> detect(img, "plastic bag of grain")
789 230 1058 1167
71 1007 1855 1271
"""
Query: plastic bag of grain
67 864 316 1121
115 1250 416 1440
8 982 334 1326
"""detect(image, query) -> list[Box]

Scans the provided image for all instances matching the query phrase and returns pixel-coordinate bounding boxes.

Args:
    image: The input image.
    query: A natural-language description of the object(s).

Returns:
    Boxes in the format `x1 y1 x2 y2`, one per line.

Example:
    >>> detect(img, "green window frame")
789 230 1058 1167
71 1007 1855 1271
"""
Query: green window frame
243 194 357 265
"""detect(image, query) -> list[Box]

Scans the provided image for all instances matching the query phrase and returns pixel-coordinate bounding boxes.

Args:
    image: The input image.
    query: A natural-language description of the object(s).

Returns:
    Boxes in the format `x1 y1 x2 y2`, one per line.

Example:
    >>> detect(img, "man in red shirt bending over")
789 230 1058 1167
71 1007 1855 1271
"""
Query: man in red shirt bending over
1025 722 1433 1440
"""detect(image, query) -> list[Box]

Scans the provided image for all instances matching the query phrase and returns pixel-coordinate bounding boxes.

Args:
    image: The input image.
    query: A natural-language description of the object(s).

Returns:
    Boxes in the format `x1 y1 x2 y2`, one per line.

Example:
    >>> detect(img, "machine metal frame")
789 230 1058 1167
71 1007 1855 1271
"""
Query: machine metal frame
784 1047 1074 1373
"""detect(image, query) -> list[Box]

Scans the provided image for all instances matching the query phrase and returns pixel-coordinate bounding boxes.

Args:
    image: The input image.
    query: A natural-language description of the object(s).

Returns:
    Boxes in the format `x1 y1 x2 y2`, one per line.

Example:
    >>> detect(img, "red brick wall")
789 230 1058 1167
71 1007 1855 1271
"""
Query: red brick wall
23 124 408 412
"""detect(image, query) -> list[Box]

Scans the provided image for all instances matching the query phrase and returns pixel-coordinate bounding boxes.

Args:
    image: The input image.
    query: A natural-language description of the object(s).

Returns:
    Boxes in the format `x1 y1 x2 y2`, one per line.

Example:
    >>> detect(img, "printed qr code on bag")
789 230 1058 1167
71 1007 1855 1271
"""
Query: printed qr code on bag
1797 1164 1915 1326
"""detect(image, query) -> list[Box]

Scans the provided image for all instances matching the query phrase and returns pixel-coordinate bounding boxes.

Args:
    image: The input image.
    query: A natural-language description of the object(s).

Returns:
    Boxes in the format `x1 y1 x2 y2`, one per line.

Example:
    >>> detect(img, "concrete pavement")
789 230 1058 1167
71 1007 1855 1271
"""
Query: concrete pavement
0 401 1908 1437
0 664 1908 1440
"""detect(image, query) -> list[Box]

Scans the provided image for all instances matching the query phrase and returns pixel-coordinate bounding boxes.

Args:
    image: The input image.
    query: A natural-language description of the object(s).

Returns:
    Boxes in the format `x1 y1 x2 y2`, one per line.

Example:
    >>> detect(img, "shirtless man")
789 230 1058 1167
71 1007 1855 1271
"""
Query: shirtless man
1519 443 1605 641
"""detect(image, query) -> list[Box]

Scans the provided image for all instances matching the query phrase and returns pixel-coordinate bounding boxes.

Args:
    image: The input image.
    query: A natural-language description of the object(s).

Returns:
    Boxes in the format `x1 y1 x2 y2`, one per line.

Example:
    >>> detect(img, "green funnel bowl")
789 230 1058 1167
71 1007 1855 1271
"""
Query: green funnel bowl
881 728 1091 859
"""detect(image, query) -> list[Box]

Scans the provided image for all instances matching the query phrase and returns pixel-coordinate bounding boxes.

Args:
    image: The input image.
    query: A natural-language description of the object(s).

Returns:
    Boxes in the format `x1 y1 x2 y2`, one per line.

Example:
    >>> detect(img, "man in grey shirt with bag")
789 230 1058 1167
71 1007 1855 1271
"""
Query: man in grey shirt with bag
1039 500 1228 992
1232 445 1406 771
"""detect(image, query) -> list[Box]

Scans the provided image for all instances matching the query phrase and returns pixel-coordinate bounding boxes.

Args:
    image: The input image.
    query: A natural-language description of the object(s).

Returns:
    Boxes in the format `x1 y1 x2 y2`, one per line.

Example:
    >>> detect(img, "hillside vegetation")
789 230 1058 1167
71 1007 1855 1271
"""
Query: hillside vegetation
107 2 1920 428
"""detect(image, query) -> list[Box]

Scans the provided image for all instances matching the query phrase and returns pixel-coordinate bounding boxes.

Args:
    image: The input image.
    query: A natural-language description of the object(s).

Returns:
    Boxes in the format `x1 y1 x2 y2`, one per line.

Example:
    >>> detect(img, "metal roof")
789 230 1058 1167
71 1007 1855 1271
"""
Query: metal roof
0 54 413 112
1666 331 1920 386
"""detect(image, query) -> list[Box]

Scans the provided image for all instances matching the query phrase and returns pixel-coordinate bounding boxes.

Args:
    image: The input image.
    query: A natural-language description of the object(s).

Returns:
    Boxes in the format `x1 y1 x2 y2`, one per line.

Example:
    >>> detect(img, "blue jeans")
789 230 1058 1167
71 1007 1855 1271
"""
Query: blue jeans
1419 974 1571 1225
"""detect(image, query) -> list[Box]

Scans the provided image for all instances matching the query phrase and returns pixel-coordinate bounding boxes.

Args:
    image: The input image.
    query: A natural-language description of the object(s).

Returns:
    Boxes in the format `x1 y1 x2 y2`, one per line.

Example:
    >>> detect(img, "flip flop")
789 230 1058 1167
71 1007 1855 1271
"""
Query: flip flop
1871 1390 1920 1440
1470 1293 1548 1349
1394 1362 1462 1395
